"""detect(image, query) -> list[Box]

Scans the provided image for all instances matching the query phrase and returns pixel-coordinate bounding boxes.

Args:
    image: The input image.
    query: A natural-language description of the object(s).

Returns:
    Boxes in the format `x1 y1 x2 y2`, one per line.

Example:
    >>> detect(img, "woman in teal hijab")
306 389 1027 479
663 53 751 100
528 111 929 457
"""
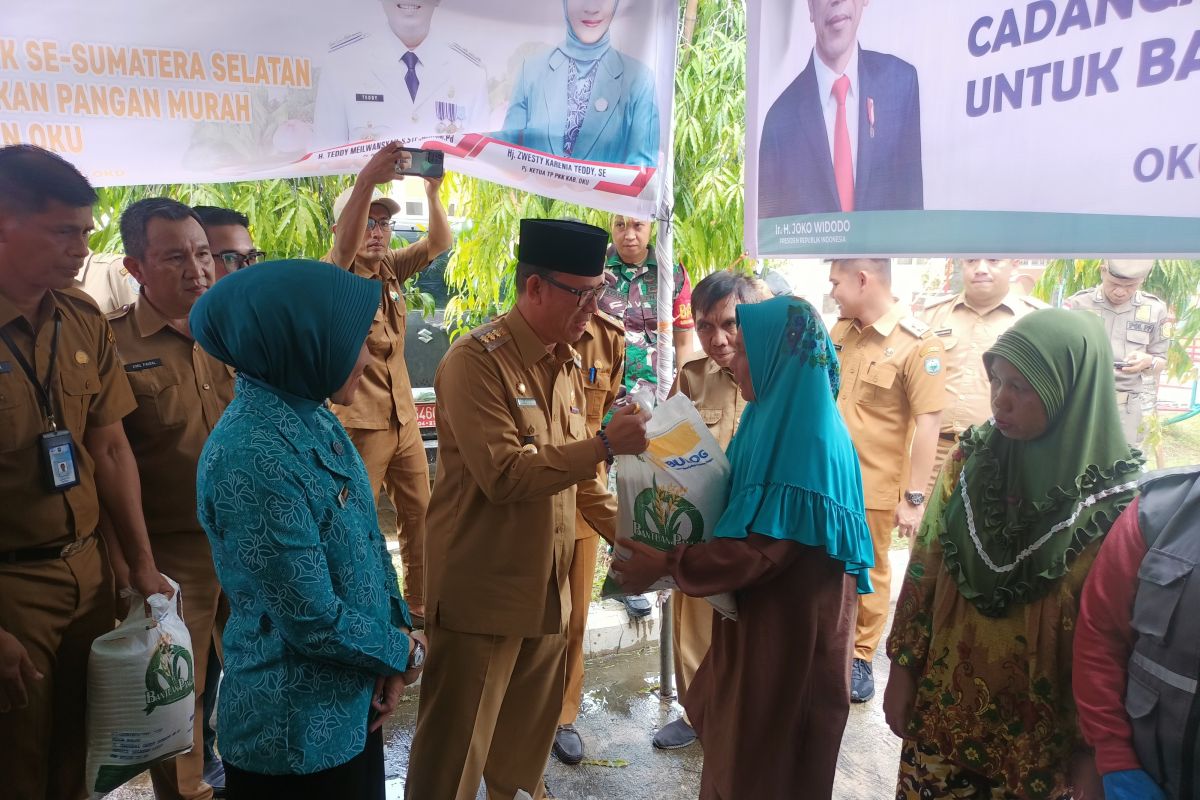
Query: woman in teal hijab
497 0 659 166
192 260 425 798
615 296 873 800
884 309 1141 800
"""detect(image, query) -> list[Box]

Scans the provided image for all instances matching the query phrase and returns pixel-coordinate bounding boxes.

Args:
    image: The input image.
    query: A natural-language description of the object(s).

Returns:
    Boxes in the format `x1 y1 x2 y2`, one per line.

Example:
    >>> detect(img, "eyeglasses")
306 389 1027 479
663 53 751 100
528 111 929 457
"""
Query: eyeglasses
537 272 608 308
217 250 266 271
365 218 392 232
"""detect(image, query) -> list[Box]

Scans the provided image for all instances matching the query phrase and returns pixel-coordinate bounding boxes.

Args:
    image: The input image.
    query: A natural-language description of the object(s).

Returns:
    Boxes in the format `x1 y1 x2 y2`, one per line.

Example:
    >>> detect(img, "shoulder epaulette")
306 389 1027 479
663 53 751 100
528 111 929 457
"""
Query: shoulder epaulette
471 321 512 352
1020 295 1050 310
449 42 483 68
922 294 957 310
1136 290 1165 304
105 303 133 321
899 317 932 338
594 309 624 332
56 286 102 313
329 32 367 53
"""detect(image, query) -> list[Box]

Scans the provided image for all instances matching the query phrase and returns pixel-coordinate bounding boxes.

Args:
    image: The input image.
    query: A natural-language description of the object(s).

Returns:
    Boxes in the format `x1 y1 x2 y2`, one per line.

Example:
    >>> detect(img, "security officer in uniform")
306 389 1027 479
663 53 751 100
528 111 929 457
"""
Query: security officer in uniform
553 306 624 766
0 145 170 799
313 0 490 146
919 258 1046 492
108 198 234 800
328 143 452 621
405 219 648 800
1066 259 1170 449
828 258 945 705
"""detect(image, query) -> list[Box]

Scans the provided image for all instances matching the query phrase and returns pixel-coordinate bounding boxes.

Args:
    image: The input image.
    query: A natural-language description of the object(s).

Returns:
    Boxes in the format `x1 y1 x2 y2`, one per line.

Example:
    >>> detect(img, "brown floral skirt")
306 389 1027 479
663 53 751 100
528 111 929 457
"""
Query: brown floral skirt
896 739 1072 800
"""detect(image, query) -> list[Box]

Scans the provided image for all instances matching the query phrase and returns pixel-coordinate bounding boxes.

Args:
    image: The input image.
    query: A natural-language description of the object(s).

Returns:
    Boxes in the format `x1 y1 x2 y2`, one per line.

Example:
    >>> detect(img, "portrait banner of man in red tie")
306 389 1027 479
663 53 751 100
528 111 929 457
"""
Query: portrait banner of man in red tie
756 0 924 221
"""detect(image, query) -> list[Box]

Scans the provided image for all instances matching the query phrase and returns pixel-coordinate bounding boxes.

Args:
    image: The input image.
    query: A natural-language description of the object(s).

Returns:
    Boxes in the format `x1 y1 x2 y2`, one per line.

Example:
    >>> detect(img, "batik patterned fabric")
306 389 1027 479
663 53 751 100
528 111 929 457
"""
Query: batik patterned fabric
896 739 1072 800
197 376 412 775
563 58 601 157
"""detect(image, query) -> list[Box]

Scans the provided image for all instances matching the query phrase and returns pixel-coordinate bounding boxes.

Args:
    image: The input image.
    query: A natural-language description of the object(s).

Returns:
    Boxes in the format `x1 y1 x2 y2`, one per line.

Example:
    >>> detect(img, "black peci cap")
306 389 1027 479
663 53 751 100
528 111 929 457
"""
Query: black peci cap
517 219 608 277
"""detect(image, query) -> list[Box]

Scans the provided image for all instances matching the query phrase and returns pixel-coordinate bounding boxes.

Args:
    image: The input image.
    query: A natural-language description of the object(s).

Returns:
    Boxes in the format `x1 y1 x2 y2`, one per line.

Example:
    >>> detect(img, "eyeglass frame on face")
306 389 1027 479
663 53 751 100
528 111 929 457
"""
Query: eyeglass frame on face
216 249 266 271
535 270 608 308
365 217 392 234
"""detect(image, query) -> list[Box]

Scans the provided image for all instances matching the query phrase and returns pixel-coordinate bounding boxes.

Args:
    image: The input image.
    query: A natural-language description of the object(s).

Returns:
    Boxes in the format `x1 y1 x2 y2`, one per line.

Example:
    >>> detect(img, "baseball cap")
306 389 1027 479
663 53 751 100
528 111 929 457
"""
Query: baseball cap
331 186 401 225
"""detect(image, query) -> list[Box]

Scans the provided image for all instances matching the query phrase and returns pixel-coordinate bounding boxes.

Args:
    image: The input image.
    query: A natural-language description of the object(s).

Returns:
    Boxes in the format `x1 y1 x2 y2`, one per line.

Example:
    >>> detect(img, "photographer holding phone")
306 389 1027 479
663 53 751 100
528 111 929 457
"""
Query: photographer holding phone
326 142 452 624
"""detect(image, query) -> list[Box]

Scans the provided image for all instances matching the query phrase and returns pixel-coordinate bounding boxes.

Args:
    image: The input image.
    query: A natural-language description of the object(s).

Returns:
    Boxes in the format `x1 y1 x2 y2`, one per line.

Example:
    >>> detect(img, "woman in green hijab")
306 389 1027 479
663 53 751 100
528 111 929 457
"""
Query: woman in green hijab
192 260 426 797
884 308 1142 799
614 296 873 799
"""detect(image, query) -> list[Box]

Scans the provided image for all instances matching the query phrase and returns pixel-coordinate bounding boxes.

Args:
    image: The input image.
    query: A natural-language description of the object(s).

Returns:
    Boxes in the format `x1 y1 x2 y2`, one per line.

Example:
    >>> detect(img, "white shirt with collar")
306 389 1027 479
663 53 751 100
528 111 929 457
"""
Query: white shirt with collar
812 45 861 178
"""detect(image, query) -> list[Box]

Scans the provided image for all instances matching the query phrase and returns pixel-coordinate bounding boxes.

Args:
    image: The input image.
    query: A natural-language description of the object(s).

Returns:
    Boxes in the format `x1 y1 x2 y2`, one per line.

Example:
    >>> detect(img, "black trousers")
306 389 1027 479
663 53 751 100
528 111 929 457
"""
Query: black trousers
225 728 385 800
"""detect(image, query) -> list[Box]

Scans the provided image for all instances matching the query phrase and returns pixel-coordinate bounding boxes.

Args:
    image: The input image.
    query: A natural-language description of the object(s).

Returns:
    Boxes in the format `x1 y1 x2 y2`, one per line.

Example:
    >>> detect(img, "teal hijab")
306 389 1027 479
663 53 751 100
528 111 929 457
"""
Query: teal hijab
940 308 1142 616
714 296 874 593
190 259 379 424
560 0 619 63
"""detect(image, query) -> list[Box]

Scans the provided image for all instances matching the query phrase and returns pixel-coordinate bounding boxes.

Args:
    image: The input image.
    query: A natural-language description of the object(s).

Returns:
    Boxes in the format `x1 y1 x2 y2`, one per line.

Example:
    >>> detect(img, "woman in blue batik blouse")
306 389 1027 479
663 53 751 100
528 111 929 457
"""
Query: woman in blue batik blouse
191 259 426 798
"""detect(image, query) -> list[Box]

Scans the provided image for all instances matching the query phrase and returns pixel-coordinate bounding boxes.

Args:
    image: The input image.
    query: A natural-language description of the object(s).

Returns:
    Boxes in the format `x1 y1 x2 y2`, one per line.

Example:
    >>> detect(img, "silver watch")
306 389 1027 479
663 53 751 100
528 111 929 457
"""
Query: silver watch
904 490 926 506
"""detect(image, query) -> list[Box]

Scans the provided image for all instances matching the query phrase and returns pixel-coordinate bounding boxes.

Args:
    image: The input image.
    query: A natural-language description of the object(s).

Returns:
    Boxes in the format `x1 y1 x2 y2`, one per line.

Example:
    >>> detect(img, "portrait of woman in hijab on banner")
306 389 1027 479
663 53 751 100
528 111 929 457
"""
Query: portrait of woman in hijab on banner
497 0 660 166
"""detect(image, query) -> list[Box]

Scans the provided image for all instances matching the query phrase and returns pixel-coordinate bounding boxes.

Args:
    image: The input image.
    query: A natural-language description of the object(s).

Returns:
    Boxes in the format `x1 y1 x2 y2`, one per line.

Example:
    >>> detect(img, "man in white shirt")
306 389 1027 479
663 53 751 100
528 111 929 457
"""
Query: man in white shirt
313 0 491 147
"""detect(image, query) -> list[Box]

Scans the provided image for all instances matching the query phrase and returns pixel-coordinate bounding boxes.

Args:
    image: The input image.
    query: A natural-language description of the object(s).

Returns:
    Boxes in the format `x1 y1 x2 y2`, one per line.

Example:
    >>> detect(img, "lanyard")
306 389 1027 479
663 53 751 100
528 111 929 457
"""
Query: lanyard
0 313 63 431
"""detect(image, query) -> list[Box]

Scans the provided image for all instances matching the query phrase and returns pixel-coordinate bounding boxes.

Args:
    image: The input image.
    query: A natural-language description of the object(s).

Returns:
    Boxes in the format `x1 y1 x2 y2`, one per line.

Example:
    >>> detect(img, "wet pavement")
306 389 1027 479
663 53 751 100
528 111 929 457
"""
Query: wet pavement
107 625 902 800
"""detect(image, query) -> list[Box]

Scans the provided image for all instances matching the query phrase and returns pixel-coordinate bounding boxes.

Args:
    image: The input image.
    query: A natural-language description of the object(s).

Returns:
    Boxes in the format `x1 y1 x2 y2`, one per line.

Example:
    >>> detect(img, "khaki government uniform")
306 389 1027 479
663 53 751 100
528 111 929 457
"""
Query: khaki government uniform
0 287 136 800
328 243 435 611
406 307 607 800
108 297 236 800
831 305 945 662
669 354 747 716
75 251 139 314
1066 287 1170 447
559 311 624 727
918 292 1046 493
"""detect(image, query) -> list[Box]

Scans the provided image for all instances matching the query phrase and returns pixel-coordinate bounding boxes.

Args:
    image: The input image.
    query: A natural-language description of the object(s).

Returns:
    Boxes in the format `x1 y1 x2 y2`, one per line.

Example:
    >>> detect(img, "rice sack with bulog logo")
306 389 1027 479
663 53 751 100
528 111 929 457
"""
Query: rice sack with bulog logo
603 393 737 620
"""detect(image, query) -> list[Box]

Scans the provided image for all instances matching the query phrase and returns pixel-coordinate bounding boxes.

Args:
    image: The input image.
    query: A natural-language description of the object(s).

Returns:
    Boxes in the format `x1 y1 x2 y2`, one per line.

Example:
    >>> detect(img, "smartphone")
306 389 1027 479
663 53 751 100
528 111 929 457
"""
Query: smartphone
1114 360 1129 369
394 147 445 179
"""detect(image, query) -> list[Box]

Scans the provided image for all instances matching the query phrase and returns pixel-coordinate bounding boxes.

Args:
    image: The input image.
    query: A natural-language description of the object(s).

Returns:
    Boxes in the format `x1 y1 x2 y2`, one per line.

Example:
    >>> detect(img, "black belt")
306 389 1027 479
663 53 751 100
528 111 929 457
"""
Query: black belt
1 533 94 564
939 432 960 442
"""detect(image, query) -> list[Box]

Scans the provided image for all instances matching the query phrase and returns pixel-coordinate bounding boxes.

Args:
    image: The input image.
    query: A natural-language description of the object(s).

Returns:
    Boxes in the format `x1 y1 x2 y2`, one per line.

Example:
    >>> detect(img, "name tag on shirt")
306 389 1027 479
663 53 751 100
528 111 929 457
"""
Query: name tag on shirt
124 359 163 372
356 93 384 102
516 397 537 408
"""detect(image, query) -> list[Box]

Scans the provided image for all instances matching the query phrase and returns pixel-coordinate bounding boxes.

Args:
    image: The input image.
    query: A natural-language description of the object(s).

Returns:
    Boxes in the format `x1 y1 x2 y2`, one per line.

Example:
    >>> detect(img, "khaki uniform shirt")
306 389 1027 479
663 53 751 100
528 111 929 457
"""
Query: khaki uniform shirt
328 243 432 429
0 288 135 550
672 355 746 451
573 311 625 542
1066 287 1171 394
425 307 601 637
108 297 236 535
919 292 1046 434
831 305 946 510
75 251 140 314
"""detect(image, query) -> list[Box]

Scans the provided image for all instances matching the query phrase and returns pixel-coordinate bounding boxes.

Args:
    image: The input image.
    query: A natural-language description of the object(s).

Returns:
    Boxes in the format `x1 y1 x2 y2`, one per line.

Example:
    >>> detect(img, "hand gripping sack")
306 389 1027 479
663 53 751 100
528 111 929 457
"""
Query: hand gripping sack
85 577 195 796
603 393 738 620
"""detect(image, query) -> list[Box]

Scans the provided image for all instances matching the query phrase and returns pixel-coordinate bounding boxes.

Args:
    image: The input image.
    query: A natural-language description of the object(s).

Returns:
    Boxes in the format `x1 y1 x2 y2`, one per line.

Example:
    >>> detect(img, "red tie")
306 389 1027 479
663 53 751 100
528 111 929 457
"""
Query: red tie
832 75 854 213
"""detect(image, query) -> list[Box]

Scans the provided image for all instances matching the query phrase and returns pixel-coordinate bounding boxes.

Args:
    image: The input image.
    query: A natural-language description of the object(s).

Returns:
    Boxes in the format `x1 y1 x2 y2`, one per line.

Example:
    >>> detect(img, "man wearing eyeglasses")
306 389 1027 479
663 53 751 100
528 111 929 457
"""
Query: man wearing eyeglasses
327 142 452 625
106 198 234 800
194 206 264 281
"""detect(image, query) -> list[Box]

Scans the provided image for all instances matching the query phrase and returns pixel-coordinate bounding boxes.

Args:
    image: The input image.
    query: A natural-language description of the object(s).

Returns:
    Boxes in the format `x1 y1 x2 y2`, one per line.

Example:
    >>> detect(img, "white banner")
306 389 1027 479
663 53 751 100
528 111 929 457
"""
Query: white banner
746 0 1200 257
1 0 675 217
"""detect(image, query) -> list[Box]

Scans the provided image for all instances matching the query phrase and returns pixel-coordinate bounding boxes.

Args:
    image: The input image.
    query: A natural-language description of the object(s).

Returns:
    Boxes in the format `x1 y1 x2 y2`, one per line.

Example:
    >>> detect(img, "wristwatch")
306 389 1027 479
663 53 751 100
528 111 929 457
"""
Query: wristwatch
407 638 426 670
904 490 926 507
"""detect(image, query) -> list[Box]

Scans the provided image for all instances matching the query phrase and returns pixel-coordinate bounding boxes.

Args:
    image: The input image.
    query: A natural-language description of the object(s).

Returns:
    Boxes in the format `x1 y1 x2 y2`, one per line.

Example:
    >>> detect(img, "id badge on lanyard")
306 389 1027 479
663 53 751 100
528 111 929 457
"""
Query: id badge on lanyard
0 314 81 491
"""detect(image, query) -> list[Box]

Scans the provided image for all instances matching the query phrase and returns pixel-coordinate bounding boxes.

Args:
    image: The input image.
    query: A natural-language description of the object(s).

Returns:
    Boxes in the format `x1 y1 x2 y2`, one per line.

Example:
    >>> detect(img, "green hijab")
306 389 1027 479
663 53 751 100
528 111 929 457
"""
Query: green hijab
190 259 379 421
940 308 1143 617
